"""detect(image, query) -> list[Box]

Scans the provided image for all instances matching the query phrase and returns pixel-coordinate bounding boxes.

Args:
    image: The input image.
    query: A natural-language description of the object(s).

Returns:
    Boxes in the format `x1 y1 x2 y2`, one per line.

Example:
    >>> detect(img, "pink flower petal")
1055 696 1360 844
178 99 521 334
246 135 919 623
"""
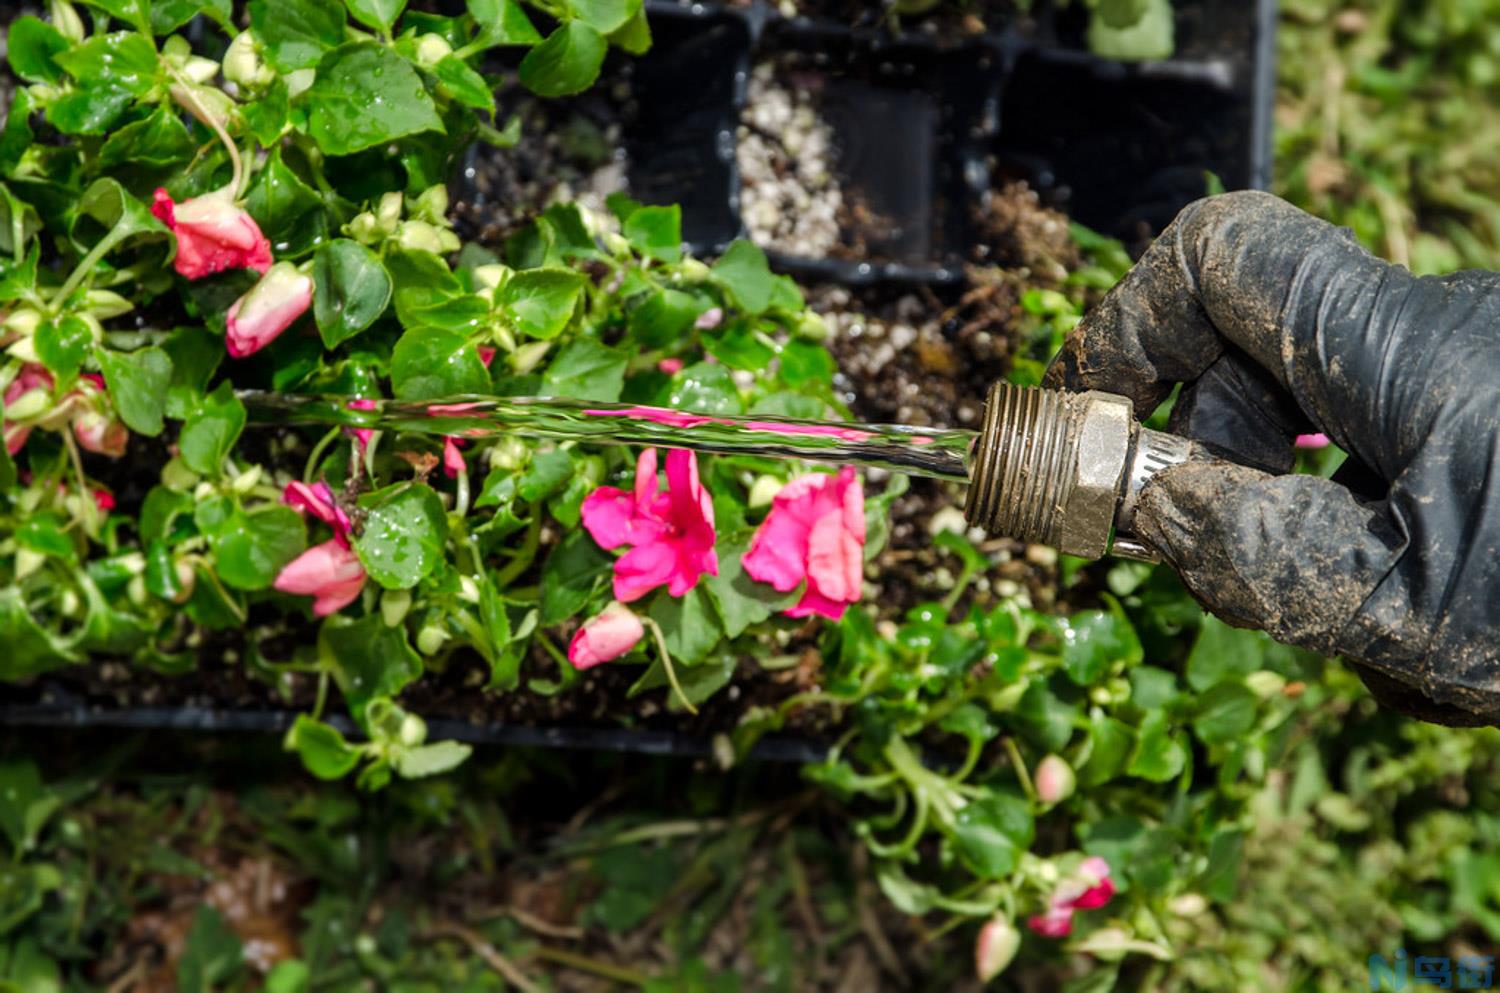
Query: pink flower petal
274 540 367 616
805 512 862 605
226 262 313 358
582 487 664 550
1295 433 1330 449
1027 907 1073 938
443 436 466 478
613 540 680 603
742 505 813 592
567 602 644 669
152 189 272 280
283 481 351 540
657 357 684 374
784 587 849 621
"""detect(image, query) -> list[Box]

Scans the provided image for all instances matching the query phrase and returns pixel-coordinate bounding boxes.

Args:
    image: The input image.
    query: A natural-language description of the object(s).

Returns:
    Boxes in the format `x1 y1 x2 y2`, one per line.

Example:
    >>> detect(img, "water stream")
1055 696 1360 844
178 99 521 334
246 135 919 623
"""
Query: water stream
237 391 975 482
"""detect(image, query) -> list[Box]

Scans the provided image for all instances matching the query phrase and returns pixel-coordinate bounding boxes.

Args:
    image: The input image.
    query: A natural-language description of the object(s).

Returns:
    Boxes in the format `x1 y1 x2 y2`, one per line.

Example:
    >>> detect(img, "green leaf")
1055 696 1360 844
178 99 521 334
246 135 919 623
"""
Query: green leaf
518 21 607 98
242 79 291 146
569 0 640 33
179 382 246 477
664 361 741 414
390 327 491 399
53 32 157 95
1185 614 1266 691
0 761 60 856
313 239 393 348
200 502 306 591
320 615 422 713
264 961 311 993
250 0 347 71
7 17 68 84
1088 0 1173 60
0 194 41 269
177 907 244 993
518 448 573 502
78 0 150 29
17 514 77 564
622 205 680 262
1061 610 1142 686
703 322 774 371
344 0 407 32
1126 711 1187 782
542 338 627 402
244 148 323 251
35 316 93 386
467 0 542 48
286 715 361 780
703 539 798 637
95 346 172 436
778 339 835 387
607 5 651 54
433 54 495 111
394 740 472 778
952 792 1034 879
500 268 587 339
627 288 703 348
97 107 196 171
306 43 445 156
46 83 134 135
0 590 78 679
711 240 774 314
73 177 172 260
163 325 225 419
151 0 234 33
541 531 610 624
354 483 448 589
1080 713 1134 788
647 586 721 664
1192 683 1259 745
629 649 735 708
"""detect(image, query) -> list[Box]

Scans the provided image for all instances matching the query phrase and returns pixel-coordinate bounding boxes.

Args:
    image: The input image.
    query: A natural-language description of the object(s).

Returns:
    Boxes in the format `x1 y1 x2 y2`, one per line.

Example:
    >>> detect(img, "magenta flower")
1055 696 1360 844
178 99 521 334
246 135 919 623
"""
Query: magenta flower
151 188 272 280
1026 857 1115 938
274 541 367 616
1295 433 1330 449
346 398 377 454
580 448 718 602
275 480 367 616
742 467 865 620
567 601 645 670
226 262 313 358
657 357 684 374
443 436 466 478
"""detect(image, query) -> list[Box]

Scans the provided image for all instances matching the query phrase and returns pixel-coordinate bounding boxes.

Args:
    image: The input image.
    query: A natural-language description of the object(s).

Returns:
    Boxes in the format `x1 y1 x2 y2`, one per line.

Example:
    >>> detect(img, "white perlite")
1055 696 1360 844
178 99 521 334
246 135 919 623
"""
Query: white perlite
737 62 843 258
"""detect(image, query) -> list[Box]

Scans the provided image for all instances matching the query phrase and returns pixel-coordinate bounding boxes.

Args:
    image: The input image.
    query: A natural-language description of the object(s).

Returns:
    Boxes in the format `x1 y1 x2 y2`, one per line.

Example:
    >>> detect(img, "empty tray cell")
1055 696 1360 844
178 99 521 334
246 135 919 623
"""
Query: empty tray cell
738 26 1002 282
628 4 756 253
991 48 1254 249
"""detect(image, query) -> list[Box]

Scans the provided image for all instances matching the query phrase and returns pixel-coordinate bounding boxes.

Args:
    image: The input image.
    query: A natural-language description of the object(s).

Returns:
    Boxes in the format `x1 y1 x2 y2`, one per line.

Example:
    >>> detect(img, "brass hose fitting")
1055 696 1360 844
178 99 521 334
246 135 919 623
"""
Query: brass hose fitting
963 383 1196 561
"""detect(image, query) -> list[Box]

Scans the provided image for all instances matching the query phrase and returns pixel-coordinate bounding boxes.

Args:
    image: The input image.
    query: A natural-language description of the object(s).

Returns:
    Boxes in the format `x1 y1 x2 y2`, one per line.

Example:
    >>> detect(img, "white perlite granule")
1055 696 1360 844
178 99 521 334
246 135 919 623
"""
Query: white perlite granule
737 62 843 258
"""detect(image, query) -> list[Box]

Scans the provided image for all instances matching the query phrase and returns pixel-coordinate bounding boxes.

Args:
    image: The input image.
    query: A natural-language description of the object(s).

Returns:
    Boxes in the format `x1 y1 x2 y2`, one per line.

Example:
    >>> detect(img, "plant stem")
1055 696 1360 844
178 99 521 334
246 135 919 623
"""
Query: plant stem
51 232 120 312
302 426 342 484
1003 737 1037 802
167 65 245 199
531 946 648 988
493 511 541 588
642 615 697 715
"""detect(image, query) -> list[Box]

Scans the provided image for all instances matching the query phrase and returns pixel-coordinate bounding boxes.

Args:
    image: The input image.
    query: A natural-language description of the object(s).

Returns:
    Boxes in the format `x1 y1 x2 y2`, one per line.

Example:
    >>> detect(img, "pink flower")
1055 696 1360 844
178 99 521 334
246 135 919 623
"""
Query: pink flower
72 410 129 457
4 364 53 455
657 357 684 375
93 488 115 512
1034 754 1076 805
1295 433 1330 449
974 917 1020 982
567 601 645 670
742 467 865 621
283 480 352 542
1026 856 1115 939
443 436 466 478
347 398 377 453
226 262 313 358
694 307 723 330
478 346 497 368
581 448 718 602
274 539 367 616
151 189 272 280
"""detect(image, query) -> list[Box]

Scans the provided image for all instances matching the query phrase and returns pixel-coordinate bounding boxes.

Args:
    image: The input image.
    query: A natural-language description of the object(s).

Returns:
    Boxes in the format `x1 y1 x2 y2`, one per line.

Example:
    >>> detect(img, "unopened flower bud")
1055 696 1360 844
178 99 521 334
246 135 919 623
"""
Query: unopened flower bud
416 623 449 655
975 916 1020 982
230 464 263 493
285 68 316 97
182 55 220 85
471 263 512 296
1245 670 1286 698
748 474 784 508
381 589 411 627
1034 754 1076 805
128 574 148 607
83 289 133 319
415 33 453 67
193 482 216 501
511 340 551 375
15 547 45 581
4 309 43 338
48 0 84 42
170 82 234 131
458 575 480 604
226 262 314 359
397 220 450 255
59 589 81 617
413 185 449 223
4 386 50 422
398 712 427 747
172 559 197 604
488 435 528 472
73 410 128 458
676 258 711 284
603 232 631 257
377 191 403 230
795 311 830 341
223 32 275 89
346 211 382 245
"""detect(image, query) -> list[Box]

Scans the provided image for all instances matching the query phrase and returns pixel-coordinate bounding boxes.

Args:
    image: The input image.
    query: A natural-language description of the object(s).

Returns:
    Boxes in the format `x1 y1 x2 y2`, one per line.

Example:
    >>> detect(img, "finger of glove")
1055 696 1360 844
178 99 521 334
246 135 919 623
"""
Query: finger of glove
1165 348 1314 475
1046 190 1475 478
1135 460 1405 662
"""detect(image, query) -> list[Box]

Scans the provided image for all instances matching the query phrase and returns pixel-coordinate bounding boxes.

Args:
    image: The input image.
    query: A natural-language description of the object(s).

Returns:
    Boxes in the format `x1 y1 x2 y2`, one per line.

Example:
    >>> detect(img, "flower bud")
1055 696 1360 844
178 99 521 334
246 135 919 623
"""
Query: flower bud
4 386 50 422
346 211 383 245
193 481 216 501
182 55 220 85
458 575 480 604
398 712 427 747
226 262 314 359
795 311 830 341
72 410 128 458
381 588 412 627
397 220 449 255
511 340 551 375
4 309 44 338
5 335 40 364
1034 754 1076 805
223 32 275 89
83 289 134 319
15 547 45 581
59 588 81 616
603 231 631 257
230 464 263 493
676 258 711 284
128 574 148 607
975 916 1020 982
471 263 512 296
748 474 784 508
48 0 84 43
413 185 449 224
488 435 529 472
377 192 404 230
1245 670 1286 698
169 82 233 131
171 559 197 604
416 623 450 655
285 68 316 97
414 33 453 67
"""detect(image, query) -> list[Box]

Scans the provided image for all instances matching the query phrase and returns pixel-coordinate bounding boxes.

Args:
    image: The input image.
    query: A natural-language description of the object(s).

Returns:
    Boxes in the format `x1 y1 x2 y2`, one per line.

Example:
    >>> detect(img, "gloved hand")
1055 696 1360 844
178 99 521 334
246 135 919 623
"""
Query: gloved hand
1045 190 1500 726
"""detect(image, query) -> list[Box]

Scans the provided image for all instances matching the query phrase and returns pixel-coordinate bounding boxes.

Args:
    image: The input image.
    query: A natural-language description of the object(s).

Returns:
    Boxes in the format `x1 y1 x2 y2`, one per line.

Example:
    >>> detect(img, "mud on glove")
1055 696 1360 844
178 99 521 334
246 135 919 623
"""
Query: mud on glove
1045 190 1500 726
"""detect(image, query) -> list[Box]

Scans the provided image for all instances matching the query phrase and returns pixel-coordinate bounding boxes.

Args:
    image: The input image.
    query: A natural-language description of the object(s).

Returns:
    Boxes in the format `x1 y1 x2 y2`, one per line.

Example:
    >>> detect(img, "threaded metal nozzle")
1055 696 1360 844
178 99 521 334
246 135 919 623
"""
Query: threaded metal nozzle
963 383 1192 561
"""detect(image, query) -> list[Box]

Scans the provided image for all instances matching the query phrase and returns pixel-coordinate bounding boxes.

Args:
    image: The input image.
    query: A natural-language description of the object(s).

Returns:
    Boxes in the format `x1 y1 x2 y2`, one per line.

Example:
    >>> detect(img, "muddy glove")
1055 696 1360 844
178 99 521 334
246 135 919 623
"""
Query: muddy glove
1045 190 1500 727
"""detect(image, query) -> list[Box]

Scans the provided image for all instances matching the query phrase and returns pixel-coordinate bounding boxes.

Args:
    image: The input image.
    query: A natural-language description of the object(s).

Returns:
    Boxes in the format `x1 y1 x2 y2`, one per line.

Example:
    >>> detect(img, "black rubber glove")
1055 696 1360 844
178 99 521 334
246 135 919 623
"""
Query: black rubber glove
1044 190 1500 727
